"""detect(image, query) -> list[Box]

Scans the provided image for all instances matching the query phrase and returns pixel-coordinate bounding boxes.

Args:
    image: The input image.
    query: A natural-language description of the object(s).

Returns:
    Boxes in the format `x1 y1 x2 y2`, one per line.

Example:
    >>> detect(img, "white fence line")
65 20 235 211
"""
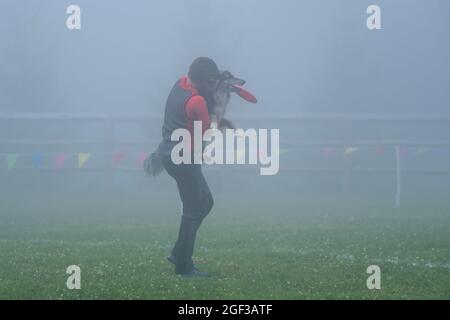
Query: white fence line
1 113 450 207
2 112 450 122
0 112 450 122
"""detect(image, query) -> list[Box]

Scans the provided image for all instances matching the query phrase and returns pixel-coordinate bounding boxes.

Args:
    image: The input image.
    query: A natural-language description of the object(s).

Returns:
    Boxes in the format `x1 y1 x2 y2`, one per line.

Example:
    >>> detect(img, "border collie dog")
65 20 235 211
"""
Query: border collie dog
145 71 246 176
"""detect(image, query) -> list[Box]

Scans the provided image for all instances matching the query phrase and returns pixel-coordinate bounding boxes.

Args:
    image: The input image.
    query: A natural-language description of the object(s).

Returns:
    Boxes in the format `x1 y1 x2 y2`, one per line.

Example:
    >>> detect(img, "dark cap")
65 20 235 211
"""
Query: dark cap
188 57 220 84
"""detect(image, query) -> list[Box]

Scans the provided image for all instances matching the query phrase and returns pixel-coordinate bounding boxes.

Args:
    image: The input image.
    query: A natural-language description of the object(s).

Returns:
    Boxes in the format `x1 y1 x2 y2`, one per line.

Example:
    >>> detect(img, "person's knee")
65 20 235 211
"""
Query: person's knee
203 194 214 216
181 210 198 223
182 207 205 224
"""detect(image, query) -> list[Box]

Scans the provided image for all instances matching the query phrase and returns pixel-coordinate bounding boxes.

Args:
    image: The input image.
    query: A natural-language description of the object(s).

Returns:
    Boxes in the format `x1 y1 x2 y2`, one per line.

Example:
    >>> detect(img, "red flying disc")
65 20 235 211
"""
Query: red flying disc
232 85 258 104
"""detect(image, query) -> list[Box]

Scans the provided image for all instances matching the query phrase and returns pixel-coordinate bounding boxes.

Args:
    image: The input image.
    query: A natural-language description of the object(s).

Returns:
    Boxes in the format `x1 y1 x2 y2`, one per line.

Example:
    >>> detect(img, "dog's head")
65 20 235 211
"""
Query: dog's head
211 71 246 118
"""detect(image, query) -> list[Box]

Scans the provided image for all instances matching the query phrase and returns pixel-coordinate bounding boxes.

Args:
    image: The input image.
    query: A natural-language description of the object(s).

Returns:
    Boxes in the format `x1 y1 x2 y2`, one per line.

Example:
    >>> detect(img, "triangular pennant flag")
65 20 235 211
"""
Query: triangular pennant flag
324 148 336 157
32 153 44 168
138 152 147 168
78 153 91 168
55 153 67 169
7 154 19 170
345 147 359 155
113 152 126 166
399 147 408 157
376 146 385 155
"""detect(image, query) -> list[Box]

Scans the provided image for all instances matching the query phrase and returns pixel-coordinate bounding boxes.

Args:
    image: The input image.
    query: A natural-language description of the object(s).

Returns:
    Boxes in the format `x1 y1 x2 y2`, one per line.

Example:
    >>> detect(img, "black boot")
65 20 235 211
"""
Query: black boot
179 269 210 278
166 255 199 271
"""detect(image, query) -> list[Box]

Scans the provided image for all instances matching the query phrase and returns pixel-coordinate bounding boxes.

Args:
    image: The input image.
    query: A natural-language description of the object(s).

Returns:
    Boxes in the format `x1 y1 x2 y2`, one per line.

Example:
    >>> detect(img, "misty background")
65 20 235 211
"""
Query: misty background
1 0 450 213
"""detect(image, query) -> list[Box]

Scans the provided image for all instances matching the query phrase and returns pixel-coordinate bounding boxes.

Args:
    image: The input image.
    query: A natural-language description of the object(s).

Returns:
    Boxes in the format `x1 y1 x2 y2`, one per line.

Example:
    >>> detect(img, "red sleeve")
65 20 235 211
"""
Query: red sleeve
185 95 211 134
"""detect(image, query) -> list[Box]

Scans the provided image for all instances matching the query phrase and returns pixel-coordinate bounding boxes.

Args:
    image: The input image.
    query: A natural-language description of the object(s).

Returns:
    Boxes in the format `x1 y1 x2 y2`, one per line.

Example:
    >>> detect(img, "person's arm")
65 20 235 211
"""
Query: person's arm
185 95 211 134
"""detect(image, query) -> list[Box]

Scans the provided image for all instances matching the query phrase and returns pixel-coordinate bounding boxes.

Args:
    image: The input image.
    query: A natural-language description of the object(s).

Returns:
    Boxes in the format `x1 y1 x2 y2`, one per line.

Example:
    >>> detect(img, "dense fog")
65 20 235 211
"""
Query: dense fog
1 0 450 212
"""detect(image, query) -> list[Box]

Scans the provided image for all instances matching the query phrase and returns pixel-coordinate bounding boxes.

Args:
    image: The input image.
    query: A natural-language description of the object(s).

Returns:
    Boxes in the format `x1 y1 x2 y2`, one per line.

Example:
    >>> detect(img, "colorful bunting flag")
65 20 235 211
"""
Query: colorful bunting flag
113 152 126 166
138 152 147 168
324 148 336 157
399 147 408 157
78 153 91 168
32 153 44 168
7 154 18 170
376 146 385 155
345 147 359 155
0 147 442 171
55 153 67 169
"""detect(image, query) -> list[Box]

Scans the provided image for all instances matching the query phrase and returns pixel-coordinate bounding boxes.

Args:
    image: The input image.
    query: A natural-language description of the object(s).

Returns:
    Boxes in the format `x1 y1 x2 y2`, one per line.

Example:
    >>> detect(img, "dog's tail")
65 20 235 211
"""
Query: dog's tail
144 146 165 177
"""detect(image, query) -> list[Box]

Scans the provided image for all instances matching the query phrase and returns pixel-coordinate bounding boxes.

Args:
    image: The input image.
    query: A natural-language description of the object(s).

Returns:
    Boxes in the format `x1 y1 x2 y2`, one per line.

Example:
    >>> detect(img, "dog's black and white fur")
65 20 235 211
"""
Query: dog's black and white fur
144 77 235 177
210 78 235 130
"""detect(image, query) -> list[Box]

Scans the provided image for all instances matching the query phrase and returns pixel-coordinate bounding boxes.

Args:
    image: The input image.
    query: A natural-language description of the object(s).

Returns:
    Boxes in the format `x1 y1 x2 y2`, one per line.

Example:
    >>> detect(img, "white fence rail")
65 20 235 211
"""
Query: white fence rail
1 113 450 206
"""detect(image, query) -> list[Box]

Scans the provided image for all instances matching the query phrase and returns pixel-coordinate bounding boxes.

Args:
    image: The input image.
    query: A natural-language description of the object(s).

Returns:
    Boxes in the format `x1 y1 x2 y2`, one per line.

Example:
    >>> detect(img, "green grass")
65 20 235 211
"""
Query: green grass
0 193 449 299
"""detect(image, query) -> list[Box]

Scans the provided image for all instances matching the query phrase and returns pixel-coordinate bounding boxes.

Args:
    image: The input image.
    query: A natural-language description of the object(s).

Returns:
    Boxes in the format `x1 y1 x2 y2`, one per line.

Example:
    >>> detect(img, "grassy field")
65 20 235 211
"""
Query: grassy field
0 192 449 299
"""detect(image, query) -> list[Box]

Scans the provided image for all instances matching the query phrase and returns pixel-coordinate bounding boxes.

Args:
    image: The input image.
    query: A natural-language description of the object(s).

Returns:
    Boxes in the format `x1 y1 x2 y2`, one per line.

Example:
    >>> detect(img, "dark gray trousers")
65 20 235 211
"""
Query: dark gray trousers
162 156 214 274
